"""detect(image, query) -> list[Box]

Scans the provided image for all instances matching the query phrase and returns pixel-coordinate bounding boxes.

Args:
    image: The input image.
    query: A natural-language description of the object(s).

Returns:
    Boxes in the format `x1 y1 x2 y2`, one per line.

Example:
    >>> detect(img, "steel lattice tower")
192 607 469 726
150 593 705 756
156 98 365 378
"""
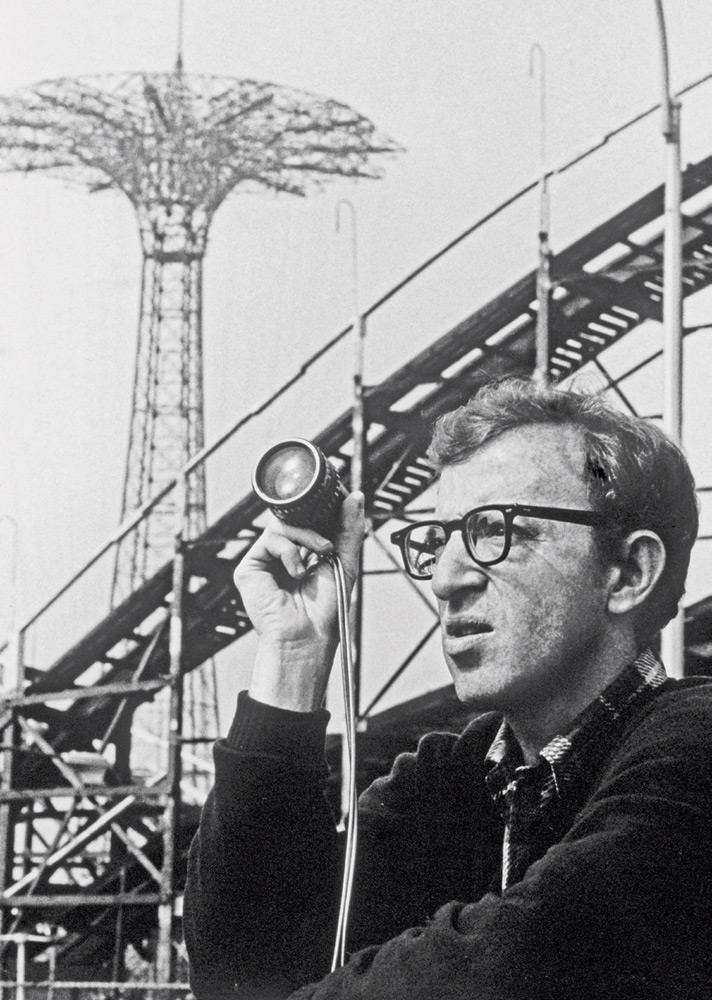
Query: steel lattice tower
0 64 399 783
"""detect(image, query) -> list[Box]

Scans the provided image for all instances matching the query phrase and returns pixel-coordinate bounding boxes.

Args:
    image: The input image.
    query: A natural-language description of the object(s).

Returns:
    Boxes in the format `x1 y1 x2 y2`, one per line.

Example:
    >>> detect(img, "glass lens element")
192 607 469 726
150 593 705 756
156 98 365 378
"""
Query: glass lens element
466 508 506 562
258 444 316 500
405 523 447 577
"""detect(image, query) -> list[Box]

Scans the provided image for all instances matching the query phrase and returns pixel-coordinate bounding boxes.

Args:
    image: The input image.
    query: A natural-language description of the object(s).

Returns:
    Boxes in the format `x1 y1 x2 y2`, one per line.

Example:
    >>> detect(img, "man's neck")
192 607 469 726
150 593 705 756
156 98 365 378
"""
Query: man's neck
505 638 638 766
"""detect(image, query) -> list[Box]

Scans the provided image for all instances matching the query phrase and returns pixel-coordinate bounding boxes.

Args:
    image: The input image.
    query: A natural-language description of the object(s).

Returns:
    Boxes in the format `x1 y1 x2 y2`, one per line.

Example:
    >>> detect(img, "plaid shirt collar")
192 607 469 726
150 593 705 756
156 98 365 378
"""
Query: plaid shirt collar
484 648 667 889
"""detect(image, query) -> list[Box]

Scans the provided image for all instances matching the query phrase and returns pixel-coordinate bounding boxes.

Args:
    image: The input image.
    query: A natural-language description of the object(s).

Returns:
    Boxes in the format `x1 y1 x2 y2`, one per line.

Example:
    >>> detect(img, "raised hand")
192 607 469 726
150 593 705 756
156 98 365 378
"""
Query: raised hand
233 492 365 711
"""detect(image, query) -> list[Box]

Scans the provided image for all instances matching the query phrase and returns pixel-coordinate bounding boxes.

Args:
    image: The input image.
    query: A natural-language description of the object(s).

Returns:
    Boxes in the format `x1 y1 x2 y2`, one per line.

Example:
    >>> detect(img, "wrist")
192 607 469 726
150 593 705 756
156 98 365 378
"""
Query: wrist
226 691 330 763
248 638 336 712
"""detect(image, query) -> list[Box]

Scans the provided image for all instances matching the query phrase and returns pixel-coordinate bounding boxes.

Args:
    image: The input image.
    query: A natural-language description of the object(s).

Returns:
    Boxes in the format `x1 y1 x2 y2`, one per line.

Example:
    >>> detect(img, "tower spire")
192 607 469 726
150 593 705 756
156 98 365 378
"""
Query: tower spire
176 0 185 72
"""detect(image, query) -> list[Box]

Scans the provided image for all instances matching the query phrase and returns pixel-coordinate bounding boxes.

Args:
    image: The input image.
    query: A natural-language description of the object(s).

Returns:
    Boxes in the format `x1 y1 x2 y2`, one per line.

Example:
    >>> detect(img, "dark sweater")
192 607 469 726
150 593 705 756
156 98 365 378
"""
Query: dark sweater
184 677 712 999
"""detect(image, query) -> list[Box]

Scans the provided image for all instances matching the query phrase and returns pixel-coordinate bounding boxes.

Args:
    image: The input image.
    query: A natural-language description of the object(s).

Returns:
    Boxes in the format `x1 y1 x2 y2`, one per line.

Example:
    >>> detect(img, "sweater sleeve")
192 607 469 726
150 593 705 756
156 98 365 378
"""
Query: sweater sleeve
287 683 712 1000
184 692 340 1000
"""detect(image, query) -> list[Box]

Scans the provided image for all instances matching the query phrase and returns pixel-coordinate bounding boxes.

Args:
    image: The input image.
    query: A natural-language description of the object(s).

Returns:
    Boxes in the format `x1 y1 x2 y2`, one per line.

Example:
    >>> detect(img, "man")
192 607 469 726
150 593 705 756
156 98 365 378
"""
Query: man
185 378 712 999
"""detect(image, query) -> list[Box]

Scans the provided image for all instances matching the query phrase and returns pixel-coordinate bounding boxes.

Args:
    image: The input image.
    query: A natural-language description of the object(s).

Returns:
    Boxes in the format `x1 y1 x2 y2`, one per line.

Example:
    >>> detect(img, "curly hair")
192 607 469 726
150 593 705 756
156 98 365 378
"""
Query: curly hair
427 377 699 643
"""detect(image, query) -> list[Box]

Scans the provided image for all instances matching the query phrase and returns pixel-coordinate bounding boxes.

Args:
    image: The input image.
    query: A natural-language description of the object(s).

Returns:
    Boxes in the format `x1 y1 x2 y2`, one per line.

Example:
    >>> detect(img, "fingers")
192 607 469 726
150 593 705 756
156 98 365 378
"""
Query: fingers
235 514 334 586
266 533 310 580
234 493 365 592
266 530 331 580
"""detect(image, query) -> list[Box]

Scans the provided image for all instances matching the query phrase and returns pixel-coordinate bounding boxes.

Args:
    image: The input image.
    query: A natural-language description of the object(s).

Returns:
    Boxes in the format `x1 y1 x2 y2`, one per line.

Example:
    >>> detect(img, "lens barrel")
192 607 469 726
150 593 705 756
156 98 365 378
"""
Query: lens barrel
252 438 347 540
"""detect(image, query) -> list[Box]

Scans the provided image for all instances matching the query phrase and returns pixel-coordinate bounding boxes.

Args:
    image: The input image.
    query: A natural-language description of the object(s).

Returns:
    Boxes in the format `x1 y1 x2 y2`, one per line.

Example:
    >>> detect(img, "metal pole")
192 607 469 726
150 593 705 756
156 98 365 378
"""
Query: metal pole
156 474 186 992
0 517 19 655
530 43 551 384
47 945 56 1000
654 0 685 677
336 200 364 496
336 199 364 819
176 0 185 69
0 628 23 998
16 937 25 1000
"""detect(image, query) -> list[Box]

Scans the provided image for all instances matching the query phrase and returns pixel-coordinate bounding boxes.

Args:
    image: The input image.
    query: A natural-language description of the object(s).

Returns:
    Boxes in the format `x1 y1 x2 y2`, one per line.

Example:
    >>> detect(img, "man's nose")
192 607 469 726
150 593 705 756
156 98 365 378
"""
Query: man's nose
430 531 487 601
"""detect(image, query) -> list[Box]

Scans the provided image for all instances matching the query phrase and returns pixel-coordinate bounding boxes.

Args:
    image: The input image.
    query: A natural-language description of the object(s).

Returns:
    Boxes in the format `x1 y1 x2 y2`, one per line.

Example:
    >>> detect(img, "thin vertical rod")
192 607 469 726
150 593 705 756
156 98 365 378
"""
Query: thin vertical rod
47 945 57 1000
156 474 186 990
336 199 364 821
530 43 551 384
0 628 23 989
176 0 185 71
654 0 684 677
16 938 25 1000
336 200 364 495
661 108 682 441
0 516 19 641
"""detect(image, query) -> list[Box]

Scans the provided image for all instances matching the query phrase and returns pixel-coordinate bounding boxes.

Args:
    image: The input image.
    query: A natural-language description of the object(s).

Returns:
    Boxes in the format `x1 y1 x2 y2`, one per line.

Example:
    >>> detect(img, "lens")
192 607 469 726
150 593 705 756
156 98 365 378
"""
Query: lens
405 523 447 578
257 444 317 501
466 508 506 563
252 438 347 540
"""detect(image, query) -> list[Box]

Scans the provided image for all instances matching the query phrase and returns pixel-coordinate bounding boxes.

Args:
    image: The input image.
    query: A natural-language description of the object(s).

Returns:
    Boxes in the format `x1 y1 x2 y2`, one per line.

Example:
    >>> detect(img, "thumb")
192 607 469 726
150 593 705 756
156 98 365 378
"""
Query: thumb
334 491 365 591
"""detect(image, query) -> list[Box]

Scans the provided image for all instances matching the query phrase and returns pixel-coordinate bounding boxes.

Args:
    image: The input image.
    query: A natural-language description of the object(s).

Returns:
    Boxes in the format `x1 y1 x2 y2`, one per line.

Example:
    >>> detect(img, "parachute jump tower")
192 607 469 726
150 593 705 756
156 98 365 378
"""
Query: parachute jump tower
0 56 398 984
0 61 397 748
0 60 397 593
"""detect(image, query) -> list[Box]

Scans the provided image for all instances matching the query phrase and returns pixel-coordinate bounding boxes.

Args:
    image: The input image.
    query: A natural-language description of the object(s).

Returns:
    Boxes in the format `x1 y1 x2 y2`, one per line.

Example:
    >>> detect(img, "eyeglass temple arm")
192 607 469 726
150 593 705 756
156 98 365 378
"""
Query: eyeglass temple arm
515 504 605 526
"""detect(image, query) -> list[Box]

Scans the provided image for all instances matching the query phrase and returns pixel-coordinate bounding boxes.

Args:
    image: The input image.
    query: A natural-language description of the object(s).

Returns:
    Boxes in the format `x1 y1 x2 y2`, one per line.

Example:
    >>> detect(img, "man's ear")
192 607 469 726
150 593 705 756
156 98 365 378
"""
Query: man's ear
607 530 666 617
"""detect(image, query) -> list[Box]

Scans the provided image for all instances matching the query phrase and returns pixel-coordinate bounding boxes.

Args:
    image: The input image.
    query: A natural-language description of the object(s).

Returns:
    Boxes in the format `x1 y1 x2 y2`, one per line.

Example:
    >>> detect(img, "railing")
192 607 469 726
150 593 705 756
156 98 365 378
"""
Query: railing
0 980 193 999
0 930 195 998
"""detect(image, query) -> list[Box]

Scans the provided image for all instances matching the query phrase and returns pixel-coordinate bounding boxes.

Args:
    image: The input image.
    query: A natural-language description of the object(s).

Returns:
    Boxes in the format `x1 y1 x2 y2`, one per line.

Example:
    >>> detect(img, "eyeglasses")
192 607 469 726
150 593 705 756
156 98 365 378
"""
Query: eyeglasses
390 504 605 580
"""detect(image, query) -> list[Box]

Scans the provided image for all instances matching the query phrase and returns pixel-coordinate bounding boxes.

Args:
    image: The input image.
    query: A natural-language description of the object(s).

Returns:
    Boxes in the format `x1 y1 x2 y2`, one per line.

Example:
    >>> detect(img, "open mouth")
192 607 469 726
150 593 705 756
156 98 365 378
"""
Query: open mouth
445 620 493 639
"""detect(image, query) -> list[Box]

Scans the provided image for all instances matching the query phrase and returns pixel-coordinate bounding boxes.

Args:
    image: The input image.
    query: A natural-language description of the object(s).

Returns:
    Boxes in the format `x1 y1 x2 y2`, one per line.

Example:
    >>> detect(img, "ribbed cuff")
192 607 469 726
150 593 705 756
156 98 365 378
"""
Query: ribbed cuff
225 690 330 767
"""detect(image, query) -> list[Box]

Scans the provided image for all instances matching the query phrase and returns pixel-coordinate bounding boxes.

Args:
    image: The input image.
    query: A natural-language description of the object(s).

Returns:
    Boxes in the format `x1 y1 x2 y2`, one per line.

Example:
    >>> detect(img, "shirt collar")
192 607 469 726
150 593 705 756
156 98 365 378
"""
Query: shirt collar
485 647 667 799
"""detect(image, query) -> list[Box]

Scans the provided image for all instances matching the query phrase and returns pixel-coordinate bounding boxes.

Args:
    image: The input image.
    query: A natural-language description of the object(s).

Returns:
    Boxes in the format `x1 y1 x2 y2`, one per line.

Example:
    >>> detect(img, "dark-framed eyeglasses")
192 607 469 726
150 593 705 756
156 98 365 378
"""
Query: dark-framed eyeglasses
390 503 606 580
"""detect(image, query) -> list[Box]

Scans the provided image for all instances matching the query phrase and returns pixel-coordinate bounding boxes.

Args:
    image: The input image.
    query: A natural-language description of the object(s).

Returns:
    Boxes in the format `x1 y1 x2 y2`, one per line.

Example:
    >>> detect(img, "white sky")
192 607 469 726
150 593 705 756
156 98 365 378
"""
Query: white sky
0 1 711 717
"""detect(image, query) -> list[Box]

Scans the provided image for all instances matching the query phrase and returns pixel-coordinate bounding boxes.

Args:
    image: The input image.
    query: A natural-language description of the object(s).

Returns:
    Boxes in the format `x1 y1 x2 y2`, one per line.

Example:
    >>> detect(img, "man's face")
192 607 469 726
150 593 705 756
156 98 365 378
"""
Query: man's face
431 423 614 717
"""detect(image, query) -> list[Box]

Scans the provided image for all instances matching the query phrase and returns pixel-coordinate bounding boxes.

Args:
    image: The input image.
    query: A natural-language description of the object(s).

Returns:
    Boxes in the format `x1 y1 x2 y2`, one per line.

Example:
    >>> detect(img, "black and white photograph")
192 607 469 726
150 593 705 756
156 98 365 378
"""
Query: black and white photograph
0 2 711 996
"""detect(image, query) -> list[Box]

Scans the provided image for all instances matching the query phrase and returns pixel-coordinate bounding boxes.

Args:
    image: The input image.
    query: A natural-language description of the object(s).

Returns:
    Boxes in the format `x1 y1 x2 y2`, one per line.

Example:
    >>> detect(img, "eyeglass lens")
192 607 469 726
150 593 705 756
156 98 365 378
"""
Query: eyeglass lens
405 507 507 577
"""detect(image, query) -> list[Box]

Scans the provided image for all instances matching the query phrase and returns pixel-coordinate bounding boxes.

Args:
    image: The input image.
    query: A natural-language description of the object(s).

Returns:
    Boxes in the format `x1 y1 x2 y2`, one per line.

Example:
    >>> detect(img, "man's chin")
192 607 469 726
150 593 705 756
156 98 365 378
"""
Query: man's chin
453 687 502 712
448 659 502 710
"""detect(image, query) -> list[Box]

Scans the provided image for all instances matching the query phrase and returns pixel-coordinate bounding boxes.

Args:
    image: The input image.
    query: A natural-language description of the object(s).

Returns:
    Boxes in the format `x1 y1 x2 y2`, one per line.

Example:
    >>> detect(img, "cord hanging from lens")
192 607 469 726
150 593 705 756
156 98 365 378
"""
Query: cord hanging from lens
329 553 358 970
